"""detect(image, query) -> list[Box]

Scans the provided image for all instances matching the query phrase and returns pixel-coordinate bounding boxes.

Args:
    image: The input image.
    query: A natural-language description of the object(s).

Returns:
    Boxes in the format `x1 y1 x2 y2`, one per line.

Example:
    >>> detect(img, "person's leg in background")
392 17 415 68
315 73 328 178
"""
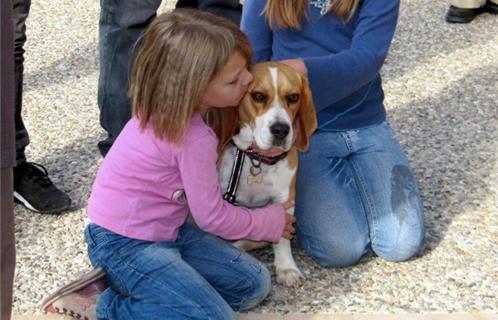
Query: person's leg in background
196 0 243 24
12 0 71 214
446 0 498 23
97 0 162 157
1 0 16 318
98 0 243 157
12 0 30 167
177 0 243 24
176 0 198 8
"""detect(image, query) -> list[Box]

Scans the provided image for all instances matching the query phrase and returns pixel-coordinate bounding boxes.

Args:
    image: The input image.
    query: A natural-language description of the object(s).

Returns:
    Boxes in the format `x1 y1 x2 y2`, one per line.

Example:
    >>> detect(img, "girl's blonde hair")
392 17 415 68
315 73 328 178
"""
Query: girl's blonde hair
264 0 361 29
129 9 252 143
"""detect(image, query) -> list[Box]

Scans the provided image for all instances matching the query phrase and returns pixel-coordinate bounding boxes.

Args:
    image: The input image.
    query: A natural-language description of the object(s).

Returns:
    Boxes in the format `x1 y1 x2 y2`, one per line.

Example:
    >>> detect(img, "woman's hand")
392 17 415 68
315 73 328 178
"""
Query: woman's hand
279 59 307 75
281 199 297 240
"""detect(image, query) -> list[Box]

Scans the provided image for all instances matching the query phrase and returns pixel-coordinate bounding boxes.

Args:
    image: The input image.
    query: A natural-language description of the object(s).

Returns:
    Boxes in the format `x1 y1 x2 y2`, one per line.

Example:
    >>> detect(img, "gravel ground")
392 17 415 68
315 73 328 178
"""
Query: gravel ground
13 0 497 315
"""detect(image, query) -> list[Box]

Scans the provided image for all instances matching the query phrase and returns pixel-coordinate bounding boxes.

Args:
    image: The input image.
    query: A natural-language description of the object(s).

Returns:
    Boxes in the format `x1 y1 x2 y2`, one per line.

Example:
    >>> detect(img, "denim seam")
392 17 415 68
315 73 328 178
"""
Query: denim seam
183 233 261 296
342 132 378 245
350 159 378 243
185 251 257 311
86 225 110 251
342 132 354 152
111 249 212 318
102 290 116 320
184 233 262 309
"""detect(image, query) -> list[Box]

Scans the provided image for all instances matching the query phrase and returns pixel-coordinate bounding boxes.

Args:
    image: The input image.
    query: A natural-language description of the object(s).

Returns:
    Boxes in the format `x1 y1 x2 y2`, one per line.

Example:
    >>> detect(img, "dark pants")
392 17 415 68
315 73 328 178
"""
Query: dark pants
97 0 242 156
13 0 31 165
1 0 16 319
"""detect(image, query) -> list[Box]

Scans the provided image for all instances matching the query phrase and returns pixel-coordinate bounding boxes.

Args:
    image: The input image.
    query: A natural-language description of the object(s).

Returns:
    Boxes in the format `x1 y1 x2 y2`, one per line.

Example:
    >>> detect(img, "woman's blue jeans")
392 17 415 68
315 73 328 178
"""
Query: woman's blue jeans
85 223 271 320
295 121 425 268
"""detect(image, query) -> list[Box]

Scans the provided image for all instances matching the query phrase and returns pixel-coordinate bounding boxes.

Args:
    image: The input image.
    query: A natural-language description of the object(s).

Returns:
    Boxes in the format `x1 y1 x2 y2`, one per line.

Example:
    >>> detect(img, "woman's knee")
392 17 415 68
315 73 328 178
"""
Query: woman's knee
372 222 425 262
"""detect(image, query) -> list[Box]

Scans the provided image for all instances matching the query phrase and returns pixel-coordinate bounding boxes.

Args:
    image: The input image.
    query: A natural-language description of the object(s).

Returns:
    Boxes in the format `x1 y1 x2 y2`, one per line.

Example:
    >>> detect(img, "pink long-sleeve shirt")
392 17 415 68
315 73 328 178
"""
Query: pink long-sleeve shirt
87 113 285 242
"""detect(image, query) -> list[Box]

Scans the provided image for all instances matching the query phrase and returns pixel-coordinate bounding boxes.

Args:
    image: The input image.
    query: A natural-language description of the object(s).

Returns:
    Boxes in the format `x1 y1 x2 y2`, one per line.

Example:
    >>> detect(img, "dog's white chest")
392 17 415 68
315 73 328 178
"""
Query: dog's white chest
219 146 295 207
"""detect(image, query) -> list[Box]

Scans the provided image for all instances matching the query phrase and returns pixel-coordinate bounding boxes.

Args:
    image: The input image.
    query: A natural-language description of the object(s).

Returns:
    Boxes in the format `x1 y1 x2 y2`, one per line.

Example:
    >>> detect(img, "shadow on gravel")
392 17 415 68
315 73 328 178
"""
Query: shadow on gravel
24 43 99 93
386 1 497 82
388 65 497 253
30 133 104 210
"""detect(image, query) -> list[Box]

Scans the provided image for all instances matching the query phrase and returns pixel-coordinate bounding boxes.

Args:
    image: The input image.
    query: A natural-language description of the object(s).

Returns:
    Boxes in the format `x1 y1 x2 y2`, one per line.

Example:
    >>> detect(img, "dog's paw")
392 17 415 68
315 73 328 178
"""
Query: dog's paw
276 268 304 287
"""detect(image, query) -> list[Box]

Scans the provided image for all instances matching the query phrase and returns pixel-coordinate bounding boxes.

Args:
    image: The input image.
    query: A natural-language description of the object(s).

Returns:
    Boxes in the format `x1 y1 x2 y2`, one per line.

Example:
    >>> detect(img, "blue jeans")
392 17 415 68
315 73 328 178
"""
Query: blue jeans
85 223 270 320
295 121 425 267
97 0 242 156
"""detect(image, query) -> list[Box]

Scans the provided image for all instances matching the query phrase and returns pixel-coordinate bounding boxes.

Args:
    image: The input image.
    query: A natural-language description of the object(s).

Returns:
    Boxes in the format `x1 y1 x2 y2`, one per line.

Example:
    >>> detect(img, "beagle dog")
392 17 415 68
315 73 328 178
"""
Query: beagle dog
210 62 317 286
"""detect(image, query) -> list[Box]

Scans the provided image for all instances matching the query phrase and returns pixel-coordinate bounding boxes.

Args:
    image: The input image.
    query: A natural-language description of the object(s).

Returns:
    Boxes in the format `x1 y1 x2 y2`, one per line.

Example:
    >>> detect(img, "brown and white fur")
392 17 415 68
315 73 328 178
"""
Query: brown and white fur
210 62 317 286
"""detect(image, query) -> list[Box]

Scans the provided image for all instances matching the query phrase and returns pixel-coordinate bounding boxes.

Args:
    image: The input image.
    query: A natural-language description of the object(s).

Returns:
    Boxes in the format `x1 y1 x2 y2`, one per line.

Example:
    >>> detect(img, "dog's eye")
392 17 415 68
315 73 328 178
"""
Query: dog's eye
286 94 300 104
251 92 267 104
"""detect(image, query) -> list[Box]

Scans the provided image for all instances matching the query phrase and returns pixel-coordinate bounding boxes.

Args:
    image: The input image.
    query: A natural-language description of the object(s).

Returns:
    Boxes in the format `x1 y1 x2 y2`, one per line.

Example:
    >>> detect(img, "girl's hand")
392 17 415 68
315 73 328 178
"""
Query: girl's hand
282 213 297 240
281 199 297 240
279 59 307 75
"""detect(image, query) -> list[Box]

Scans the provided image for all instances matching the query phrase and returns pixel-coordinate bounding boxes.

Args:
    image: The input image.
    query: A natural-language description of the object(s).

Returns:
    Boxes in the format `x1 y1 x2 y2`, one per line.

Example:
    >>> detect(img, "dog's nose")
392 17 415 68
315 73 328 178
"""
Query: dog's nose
270 122 290 140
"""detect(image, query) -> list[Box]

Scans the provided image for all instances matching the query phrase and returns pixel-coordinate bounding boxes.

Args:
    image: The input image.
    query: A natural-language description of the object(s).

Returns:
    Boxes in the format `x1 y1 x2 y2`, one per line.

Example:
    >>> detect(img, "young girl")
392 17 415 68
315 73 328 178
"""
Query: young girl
42 9 295 320
241 0 425 268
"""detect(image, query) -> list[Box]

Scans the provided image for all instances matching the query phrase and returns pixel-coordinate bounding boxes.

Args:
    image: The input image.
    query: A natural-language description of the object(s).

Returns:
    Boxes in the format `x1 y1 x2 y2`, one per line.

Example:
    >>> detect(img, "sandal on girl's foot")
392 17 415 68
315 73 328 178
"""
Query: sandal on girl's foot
41 267 108 320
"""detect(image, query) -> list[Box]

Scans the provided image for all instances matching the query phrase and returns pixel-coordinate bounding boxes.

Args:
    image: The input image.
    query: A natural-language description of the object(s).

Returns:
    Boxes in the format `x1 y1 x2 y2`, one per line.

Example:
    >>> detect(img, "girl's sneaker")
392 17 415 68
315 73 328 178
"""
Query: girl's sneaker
41 267 107 320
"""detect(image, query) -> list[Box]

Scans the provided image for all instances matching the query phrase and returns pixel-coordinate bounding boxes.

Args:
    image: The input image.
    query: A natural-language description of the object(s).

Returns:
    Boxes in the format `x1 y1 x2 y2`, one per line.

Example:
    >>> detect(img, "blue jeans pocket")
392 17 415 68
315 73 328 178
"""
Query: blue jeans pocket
84 224 131 297
85 224 111 250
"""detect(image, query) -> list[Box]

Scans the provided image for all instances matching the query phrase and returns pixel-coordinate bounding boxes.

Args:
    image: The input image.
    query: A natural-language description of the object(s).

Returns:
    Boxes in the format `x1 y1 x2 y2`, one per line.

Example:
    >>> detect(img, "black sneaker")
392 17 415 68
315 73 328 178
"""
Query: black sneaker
14 162 72 214
484 0 498 14
446 5 482 23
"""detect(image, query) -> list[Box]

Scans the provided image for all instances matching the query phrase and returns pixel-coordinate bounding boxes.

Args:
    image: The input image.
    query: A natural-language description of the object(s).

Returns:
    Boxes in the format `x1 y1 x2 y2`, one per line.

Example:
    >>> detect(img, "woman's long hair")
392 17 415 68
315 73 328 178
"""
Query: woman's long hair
264 0 361 29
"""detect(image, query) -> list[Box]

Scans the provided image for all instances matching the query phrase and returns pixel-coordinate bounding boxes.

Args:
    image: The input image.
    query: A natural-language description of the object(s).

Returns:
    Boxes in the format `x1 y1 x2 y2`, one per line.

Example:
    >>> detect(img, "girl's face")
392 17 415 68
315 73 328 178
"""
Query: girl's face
200 51 253 113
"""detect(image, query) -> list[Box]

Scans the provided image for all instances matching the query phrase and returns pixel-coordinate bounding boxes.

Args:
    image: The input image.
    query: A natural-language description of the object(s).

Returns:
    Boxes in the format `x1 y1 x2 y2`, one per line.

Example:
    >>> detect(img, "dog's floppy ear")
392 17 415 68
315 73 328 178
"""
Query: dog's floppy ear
207 107 239 154
294 75 317 151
